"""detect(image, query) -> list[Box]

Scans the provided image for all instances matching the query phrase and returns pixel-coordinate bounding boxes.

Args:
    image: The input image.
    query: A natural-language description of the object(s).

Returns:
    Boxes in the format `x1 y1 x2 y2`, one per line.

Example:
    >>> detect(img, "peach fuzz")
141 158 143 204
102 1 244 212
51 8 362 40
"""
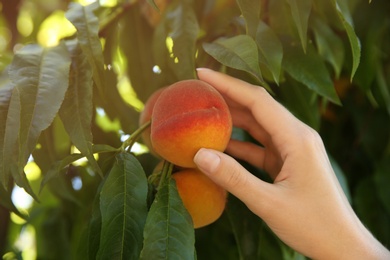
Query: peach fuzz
172 168 227 228
150 79 232 168
139 87 167 155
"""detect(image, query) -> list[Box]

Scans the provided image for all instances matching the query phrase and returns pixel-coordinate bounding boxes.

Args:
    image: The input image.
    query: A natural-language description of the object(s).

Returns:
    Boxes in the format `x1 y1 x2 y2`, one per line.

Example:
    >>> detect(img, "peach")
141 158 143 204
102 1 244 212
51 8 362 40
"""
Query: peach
139 87 166 154
150 79 232 168
172 168 227 228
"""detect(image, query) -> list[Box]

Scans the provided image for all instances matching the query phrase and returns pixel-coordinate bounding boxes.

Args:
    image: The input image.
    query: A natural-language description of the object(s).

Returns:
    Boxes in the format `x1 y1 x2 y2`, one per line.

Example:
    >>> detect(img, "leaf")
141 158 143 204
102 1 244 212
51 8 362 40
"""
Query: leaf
255 21 283 84
236 0 261 38
279 78 321 130
6 43 70 197
373 160 390 216
0 182 26 218
0 78 14 188
328 154 351 203
86 177 105 260
283 42 340 105
40 144 118 192
60 40 101 177
120 4 159 103
66 3 105 99
203 35 264 86
97 153 148 259
330 0 361 80
286 0 312 52
311 15 345 78
355 177 390 244
166 0 199 80
140 172 195 259
226 195 262 259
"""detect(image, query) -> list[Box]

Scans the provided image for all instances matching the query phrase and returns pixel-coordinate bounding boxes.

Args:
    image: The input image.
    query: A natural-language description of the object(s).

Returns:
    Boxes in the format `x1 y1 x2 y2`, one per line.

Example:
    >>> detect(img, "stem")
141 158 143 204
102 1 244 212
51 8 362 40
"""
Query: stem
121 120 151 152
157 160 173 191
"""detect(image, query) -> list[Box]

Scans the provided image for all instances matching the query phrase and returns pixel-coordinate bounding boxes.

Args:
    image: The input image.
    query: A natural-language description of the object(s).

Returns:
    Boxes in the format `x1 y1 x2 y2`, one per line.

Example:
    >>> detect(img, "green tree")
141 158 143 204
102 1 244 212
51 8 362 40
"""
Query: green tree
0 0 389 259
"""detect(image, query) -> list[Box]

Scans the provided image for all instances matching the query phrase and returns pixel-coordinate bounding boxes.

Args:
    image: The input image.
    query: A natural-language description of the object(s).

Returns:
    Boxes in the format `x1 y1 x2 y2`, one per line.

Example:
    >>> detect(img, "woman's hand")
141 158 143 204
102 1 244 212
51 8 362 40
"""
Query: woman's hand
193 68 390 260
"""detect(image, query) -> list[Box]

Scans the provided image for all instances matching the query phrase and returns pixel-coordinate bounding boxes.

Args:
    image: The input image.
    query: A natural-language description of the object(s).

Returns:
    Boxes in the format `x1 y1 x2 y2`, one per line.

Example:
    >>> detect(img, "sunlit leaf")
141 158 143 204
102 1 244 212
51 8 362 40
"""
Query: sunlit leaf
255 21 283 84
59 40 101 177
236 0 261 37
286 0 312 52
203 35 264 85
0 182 26 218
120 5 159 103
6 43 70 197
165 0 199 80
66 3 105 99
311 16 344 78
283 42 340 105
40 144 118 192
140 170 195 259
97 153 148 259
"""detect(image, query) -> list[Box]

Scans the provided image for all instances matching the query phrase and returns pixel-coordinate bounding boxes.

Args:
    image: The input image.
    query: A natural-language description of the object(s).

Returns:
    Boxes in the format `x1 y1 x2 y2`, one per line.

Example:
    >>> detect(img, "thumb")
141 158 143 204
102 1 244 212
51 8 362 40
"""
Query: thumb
193 148 272 215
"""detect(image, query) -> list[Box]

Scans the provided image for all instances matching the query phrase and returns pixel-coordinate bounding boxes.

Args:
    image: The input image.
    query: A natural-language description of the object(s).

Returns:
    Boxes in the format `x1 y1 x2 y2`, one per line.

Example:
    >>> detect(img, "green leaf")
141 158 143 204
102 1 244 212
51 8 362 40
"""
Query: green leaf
66 2 105 99
286 0 312 52
311 15 345 78
97 153 148 259
279 78 321 130
0 182 26 218
0 78 13 188
120 4 159 103
283 42 340 105
255 21 283 84
203 35 264 85
60 40 101 177
140 172 195 259
328 154 351 203
86 180 104 260
40 144 118 192
330 0 361 79
6 43 70 197
236 0 261 38
226 195 262 259
166 0 199 80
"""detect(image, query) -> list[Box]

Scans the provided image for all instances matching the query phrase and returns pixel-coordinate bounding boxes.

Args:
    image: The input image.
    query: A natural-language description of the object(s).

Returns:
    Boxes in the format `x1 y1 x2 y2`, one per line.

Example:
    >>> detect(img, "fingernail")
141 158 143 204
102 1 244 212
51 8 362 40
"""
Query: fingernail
194 148 221 174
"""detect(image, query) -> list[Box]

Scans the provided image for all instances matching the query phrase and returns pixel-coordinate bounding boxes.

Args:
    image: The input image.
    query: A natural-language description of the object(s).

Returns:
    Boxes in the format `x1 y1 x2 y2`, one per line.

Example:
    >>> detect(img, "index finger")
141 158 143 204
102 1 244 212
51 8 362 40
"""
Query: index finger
196 68 300 139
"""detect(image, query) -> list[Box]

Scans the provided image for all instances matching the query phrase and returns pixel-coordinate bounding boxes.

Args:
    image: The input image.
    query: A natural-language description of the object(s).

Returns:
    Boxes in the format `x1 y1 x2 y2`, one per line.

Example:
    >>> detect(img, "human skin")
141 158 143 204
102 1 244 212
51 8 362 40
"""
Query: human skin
193 68 390 259
151 79 232 168
172 168 227 228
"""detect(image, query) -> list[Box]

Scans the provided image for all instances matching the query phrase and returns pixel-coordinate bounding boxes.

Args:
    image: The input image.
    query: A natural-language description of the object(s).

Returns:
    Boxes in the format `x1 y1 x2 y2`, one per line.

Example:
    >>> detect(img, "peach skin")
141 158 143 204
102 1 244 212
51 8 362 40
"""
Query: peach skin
150 79 232 168
172 168 227 228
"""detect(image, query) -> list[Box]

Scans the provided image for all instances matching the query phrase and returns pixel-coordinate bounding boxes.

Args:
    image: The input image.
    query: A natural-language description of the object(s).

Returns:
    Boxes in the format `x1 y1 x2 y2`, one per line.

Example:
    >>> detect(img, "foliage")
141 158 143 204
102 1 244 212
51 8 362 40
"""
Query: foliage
0 0 389 258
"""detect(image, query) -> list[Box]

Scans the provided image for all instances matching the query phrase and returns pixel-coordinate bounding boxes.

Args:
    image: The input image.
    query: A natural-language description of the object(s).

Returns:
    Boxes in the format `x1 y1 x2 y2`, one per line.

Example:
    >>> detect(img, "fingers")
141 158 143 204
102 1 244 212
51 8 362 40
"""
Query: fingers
193 148 273 216
197 68 300 147
225 140 265 169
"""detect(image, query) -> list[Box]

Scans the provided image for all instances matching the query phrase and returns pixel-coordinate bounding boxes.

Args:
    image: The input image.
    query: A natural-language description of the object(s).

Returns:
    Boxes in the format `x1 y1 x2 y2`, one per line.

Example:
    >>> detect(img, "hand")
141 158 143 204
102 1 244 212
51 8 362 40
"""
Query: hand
193 68 390 260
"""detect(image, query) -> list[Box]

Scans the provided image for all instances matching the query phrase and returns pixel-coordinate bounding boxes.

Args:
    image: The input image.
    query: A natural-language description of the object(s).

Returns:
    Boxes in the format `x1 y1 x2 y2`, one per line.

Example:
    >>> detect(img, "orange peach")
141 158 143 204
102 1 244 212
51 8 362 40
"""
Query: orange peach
139 87 166 154
172 168 227 228
150 79 232 168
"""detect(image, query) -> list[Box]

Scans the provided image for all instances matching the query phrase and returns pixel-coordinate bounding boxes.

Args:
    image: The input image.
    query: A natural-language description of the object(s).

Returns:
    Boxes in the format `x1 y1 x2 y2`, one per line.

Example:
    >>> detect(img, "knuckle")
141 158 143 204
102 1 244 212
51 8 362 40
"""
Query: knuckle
223 162 247 189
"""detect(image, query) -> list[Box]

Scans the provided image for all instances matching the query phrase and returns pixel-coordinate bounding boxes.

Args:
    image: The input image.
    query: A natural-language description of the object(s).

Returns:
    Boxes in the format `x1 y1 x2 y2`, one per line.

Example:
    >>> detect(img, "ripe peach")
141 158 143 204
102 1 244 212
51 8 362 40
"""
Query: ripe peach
139 87 166 154
172 168 227 228
150 79 232 168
